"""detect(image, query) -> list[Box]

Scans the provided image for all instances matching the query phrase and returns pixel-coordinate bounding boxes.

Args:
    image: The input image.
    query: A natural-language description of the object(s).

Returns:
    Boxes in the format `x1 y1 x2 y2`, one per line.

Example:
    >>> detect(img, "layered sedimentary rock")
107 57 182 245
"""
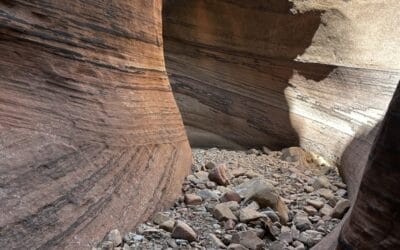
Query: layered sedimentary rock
0 0 191 249
163 0 400 249
338 83 400 249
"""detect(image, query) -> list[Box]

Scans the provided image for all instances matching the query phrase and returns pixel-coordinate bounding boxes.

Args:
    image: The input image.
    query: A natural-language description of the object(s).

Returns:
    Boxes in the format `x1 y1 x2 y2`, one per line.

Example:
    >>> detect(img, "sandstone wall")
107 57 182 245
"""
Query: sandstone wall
163 0 400 249
0 1 191 249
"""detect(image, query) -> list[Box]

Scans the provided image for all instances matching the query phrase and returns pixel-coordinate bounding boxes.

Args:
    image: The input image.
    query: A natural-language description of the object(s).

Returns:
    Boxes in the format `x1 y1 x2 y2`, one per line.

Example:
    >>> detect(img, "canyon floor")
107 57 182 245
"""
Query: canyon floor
96 147 349 250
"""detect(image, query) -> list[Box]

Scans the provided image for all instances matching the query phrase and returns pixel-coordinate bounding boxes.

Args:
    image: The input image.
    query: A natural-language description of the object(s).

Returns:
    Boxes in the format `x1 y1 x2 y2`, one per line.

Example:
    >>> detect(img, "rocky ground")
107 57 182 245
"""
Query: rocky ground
95 147 350 250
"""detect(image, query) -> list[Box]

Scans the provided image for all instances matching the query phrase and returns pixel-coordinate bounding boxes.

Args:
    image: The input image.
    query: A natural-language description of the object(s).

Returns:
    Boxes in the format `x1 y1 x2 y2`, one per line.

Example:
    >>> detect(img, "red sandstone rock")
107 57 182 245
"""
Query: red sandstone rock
208 164 229 186
0 1 191 249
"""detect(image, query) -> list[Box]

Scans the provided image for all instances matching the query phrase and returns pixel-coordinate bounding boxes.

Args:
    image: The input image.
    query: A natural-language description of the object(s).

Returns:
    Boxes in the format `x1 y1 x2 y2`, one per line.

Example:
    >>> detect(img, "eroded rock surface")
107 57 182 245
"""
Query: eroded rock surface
0 1 191 249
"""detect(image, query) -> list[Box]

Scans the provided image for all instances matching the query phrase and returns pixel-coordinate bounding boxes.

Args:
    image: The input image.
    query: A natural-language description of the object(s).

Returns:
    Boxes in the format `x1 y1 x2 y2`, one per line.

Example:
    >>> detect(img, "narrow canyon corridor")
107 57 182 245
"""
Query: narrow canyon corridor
0 0 399 249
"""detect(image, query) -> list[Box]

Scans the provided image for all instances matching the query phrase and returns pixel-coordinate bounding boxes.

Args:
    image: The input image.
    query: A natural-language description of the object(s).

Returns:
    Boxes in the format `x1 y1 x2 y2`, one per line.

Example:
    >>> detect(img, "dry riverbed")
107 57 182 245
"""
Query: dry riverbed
95 147 349 250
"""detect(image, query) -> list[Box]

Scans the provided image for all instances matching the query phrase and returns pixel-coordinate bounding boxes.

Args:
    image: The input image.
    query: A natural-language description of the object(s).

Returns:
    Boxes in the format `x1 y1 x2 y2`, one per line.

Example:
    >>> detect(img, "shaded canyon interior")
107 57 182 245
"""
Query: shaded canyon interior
0 0 399 249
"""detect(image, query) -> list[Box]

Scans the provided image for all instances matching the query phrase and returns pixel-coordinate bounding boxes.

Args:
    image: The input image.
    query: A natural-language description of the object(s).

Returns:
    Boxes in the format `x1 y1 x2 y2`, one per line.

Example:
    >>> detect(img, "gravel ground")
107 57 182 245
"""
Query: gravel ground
95 147 349 250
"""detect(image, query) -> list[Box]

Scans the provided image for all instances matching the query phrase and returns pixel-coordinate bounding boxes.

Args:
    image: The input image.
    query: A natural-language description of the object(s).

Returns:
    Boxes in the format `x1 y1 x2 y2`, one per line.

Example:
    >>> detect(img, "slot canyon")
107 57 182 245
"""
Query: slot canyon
0 0 399 249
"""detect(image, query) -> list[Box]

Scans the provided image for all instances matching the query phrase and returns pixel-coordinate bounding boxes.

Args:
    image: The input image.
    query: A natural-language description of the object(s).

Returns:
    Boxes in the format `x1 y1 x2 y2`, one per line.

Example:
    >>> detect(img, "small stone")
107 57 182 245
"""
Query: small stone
227 243 248 250
318 188 335 200
221 191 242 203
309 215 320 223
152 212 170 225
262 146 272 155
239 207 266 223
213 203 238 221
332 199 350 219
294 213 312 231
250 228 266 238
209 164 229 186
106 229 122 247
291 225 300 240
224 219 236 230
197 189 219 200
306 199 324 209
280 226 293 243
205 161 216 169
262 209 280 223
206 181 217 189
160 220 175 232
234 223 248 231
299 230 323 247
101 241 114 250
270 241 287 250
245 171 261 178
128 233 144 242
247 201 260 210
320 204 333 217
235 177 279 209
231 231 265 250
184 193 203 205
293 240 305 250
223 234 232 244
276 196 289 224
171 221 197 242
194 171 209 181
304 186 314 193
328 196 339 207
247 148 259 155
209 233 226 248
337 189 347 197
303 205 318 216
231 168 246 178
167 239 178 248
312 176 331 190
265 220 281 239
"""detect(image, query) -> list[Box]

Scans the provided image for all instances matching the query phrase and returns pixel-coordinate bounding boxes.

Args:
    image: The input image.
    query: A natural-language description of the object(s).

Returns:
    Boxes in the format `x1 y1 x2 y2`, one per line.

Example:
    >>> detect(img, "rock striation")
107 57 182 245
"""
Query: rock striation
0 0 191 249
163 0 400 249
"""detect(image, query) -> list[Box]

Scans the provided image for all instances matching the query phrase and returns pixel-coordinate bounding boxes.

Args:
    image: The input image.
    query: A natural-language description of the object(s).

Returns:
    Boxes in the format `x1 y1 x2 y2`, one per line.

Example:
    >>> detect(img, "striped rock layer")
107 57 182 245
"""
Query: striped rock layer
0 0 190 249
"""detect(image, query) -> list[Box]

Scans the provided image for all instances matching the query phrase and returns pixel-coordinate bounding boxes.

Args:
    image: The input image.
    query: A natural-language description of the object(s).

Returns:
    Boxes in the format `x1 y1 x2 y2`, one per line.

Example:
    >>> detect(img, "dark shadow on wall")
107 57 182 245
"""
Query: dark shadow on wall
312 122 382 250
162 0 336 150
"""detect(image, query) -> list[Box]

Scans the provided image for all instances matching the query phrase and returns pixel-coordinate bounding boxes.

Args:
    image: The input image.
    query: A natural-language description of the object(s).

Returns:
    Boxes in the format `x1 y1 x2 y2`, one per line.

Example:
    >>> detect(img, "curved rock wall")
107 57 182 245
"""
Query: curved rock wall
0 0 191 249
163 0 400 249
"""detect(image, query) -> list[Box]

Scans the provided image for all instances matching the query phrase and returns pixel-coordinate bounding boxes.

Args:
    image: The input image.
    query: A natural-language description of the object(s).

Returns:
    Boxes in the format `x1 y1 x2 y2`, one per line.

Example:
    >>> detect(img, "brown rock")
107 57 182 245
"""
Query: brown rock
306 199 324 209
171 221 197 242
106 229 122 247
205 161 217 170
332 199 350 219
221 191 242 203
303 206 318 216
209 233 226 248
224 219 236 230
184 194 203 205
318 189 335 200
239 207 266 223
231 231 265 250
213 203 238 221
209 164 230 186
153 212 170 225
276 197 290 224
280 226 293 243
320 204 333 217
231 168 247 178
235 178 279 208
312 176 331 190
160 220 176 232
